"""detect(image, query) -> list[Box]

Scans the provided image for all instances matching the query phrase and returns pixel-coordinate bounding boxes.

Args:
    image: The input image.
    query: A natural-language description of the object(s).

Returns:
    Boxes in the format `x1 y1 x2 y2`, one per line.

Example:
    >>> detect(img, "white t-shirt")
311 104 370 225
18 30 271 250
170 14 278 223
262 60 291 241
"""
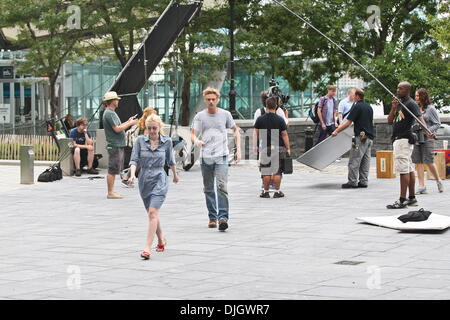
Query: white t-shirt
253 107 288 126
191 108 235 158
338 97 354 124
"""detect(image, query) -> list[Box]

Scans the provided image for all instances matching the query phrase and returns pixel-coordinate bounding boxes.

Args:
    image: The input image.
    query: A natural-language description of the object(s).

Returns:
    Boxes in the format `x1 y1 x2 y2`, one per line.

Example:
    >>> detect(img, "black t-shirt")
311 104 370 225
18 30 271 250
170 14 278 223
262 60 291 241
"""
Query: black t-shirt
254 112 288 148
392 97 421 139
347 100 374 139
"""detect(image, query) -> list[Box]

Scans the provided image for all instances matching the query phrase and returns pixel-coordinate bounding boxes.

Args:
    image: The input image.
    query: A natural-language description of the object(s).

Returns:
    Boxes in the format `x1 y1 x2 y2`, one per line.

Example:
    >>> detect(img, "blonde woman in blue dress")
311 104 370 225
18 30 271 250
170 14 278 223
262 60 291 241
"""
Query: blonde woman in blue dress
128 114 179 260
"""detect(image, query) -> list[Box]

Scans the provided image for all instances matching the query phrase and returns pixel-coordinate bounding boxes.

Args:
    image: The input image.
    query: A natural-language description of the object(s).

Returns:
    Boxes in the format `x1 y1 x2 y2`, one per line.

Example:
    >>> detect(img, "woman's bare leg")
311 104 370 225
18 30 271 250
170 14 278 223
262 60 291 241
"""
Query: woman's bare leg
144 208 159 252
156 219 165 246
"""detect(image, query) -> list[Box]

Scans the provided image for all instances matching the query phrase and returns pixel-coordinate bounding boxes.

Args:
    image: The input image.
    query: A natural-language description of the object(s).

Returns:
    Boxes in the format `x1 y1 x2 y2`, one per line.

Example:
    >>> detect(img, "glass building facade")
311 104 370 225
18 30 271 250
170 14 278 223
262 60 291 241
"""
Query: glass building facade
2 52 355 135
62 58 323 126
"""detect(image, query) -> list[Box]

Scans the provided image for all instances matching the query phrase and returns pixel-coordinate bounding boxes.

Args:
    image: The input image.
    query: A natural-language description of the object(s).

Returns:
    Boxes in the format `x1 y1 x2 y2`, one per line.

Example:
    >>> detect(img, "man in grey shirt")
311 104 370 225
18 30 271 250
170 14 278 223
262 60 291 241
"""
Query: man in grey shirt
191 87 241 231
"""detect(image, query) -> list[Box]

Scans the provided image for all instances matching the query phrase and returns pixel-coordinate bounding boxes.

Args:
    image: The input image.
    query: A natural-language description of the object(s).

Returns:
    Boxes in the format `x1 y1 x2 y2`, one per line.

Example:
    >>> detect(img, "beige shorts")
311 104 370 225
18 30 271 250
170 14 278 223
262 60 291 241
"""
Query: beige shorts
393 139 414 174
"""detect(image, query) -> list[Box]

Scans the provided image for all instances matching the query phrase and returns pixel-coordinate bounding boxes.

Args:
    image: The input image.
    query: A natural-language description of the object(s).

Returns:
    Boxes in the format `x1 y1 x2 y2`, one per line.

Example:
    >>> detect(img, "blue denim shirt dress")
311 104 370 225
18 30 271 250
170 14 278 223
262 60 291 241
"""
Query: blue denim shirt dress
129 134 175 210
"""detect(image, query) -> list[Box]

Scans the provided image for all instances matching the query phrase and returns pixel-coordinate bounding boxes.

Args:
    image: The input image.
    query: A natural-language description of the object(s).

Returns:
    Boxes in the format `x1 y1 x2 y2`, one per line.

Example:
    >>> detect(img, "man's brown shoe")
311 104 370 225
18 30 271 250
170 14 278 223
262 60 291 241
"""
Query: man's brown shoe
208 220 217 228
86 168 99 174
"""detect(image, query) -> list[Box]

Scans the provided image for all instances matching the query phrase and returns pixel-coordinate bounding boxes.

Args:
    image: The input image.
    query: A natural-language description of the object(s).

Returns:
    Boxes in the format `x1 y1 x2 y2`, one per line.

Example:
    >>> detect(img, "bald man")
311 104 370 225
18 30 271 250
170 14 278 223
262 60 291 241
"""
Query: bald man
387 82 434 209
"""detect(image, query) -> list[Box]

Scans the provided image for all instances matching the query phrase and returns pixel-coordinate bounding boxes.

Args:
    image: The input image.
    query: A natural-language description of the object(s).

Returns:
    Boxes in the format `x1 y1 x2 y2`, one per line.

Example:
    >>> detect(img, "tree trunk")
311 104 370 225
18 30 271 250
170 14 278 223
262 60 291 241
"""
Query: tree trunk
179 40 195 126
49 78 58 121
180 74 191 126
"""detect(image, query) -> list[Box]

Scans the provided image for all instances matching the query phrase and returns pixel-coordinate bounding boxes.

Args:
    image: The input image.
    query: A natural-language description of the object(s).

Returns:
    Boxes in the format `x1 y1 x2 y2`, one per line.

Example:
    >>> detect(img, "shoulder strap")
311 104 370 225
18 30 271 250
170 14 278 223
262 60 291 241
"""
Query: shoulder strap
260 107 266 115
342 103 355 118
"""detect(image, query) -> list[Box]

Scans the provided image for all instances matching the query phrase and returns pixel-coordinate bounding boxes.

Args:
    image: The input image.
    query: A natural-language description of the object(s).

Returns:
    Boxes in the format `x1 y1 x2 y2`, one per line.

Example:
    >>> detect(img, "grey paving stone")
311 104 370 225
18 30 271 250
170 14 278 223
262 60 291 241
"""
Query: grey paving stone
1 161 449 299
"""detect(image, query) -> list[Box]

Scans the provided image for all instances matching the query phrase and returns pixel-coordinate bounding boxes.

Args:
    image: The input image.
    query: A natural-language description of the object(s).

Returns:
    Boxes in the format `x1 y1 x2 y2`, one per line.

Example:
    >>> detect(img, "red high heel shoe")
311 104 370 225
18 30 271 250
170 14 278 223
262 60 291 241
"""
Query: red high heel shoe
156 239 167 252
140 250 150 260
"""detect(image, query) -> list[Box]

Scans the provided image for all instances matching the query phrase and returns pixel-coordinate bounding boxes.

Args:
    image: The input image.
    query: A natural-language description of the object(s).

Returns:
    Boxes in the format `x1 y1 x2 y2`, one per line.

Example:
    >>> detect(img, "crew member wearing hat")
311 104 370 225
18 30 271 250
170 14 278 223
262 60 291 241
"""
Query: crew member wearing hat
102 91 138 199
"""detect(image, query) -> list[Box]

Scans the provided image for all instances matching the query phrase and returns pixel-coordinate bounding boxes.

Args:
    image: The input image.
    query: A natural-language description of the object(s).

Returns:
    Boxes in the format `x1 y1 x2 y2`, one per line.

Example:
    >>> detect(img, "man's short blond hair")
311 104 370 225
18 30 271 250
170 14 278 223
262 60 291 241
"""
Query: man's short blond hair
202 87 221 98
327 85 337 91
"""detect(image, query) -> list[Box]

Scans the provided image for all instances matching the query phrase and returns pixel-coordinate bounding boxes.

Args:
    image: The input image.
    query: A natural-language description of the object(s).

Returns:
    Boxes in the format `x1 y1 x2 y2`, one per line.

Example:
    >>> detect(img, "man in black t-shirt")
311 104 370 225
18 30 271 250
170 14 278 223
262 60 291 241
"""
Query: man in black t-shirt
386 81 434 209
332 89 374 188
254 96 291 198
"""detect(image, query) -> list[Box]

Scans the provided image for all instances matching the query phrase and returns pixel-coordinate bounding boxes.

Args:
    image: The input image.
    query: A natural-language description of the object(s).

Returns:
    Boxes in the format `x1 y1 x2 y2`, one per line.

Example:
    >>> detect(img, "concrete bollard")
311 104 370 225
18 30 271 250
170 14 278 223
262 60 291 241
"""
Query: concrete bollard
304 126 314 152
20 145 34 184
59 138 74 176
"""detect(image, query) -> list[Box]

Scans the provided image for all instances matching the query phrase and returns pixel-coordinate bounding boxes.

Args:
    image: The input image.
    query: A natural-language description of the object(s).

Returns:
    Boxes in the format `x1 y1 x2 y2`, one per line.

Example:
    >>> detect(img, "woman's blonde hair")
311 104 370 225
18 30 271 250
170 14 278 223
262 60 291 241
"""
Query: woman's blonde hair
145 114 166 135
138 107 157 131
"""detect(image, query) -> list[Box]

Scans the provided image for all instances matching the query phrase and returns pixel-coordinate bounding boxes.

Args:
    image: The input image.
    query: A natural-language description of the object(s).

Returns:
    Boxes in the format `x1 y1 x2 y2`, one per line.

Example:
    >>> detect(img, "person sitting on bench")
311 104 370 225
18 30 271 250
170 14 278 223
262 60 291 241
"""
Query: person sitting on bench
70 117 99 176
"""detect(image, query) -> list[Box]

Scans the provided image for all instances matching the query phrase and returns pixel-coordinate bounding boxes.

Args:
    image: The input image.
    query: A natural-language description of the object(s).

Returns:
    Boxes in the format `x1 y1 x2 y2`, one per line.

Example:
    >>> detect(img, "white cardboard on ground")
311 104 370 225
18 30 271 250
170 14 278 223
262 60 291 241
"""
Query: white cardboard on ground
356 213 450 231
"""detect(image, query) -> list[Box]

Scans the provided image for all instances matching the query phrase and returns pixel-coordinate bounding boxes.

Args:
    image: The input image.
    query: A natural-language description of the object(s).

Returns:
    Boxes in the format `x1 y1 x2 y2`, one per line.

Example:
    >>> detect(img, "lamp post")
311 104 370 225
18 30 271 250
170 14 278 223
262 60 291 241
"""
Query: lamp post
229 0 238 119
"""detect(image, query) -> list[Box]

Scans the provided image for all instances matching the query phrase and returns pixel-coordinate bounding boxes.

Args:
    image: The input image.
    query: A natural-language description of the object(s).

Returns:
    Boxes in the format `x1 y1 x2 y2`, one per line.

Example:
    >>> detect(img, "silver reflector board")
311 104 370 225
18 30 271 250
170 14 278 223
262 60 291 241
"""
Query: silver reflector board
297 126 353 170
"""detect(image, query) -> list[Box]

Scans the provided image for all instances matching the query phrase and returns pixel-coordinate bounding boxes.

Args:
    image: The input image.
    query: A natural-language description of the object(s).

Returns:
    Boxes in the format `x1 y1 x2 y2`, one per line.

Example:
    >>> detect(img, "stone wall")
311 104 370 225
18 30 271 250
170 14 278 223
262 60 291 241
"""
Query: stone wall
235 116 450 159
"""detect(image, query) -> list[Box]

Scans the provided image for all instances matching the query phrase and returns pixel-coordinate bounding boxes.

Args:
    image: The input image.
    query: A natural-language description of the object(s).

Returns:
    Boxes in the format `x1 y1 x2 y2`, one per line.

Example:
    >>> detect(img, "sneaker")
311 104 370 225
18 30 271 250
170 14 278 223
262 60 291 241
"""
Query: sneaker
357 182 368 188
107 192 123 199
341 183 358 189
75 169 81 177
416 186 428 195
386 200 408 209
260 191 270 198
273 191 285 198
437 181 444 193
405 198 418 206
208 220 217 228
218 219 228 231
86 168 99 175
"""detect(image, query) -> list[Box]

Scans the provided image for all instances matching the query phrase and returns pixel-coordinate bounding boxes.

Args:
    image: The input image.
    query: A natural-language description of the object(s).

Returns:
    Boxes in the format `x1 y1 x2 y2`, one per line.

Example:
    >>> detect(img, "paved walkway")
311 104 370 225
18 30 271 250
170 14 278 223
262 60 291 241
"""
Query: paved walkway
0 159 449 300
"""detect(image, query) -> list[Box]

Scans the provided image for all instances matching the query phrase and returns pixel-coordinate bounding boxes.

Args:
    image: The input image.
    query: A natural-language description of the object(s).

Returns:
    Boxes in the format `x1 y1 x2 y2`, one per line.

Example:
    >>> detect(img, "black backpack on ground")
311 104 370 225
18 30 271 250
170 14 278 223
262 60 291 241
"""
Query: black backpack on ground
38 162 63 182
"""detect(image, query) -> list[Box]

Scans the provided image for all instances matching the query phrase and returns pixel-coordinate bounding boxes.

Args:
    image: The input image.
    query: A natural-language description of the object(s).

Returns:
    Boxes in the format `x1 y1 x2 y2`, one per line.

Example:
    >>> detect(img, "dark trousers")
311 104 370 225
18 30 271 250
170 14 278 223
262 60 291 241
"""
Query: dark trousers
316 124 336 145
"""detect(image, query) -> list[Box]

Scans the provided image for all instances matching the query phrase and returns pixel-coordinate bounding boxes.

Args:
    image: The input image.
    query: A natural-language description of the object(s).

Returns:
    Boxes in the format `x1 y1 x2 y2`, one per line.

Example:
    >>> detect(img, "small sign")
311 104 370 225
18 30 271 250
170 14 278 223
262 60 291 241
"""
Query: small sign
380 158 386 172
0 104 10 123
0 66 14 79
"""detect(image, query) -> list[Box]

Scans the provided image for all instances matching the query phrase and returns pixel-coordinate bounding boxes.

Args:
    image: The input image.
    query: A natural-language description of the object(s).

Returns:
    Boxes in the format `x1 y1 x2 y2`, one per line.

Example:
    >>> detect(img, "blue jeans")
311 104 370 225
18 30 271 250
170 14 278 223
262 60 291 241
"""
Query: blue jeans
316 124 336 145
200 156 229 221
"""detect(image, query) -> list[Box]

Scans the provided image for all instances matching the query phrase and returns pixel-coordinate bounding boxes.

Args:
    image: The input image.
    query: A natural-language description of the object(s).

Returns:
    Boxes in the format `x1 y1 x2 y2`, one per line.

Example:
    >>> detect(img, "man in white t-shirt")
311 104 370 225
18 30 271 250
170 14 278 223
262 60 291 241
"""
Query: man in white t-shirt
191 87 241 232
253 91 288 126
338 88 356 125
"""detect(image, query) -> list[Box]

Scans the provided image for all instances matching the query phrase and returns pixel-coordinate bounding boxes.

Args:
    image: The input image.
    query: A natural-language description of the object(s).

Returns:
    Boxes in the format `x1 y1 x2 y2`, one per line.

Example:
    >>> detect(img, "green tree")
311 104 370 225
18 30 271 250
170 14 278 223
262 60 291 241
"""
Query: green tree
84 0 166 68
428 1 450 54
239 0 448 113
0 0 90 120
166 3 231 126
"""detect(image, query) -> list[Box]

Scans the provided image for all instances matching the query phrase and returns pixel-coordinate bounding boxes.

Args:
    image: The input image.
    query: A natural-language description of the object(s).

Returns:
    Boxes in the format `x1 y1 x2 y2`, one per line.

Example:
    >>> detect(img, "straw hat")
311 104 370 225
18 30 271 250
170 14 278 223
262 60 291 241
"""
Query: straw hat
103 91 121 101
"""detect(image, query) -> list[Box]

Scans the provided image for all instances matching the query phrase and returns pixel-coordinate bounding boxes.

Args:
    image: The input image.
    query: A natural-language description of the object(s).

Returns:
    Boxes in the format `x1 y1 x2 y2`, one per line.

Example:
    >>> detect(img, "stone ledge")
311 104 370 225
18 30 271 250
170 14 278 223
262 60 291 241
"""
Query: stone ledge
0 160 53 166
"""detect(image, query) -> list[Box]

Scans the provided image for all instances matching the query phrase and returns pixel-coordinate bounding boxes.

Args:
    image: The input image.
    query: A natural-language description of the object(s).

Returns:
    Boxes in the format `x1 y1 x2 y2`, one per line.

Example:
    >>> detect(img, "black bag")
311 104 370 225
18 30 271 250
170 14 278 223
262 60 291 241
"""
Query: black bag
308 101 320 124
283 156 293 174
38 162 63 182
38 168 55 182
398 208 432 223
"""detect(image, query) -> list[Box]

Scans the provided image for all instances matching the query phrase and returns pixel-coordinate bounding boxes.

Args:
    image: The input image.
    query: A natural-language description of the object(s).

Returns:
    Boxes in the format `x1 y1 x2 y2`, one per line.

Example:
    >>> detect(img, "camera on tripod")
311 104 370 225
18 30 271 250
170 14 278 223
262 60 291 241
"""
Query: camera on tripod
267 79 290 106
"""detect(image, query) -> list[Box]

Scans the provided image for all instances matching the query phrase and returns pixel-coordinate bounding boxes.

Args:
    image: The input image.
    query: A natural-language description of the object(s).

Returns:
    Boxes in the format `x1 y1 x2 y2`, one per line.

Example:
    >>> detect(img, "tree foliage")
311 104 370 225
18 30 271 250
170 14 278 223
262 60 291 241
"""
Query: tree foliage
239 0 449 112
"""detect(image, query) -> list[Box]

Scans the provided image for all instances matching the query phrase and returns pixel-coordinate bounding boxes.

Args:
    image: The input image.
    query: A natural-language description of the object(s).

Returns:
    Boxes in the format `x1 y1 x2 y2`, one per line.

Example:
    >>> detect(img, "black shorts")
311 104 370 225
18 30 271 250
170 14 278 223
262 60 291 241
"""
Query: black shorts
259 151 285 176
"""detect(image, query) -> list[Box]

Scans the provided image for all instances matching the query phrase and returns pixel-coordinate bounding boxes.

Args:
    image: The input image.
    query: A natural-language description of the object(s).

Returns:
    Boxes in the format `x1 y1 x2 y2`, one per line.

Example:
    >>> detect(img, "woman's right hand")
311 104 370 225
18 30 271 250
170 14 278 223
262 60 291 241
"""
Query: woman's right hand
128 175 136 185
